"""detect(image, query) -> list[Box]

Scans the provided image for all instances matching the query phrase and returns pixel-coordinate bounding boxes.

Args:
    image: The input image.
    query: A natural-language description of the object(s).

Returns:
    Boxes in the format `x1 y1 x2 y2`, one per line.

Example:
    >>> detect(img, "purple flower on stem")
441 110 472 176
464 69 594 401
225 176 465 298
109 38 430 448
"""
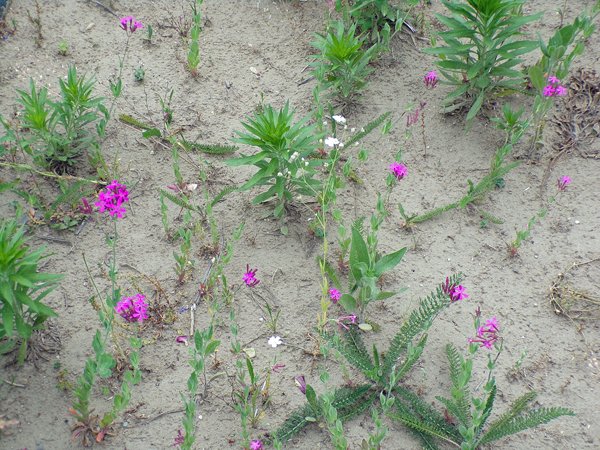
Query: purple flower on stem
389 162 408 181
542 75 568 98
337 314 357 331
329 288 341 304
294 375 307 394
173 429 184 447
120 16 143 33
79 197 93 215
542 85 556 97
557 175 572 191
95 180 130 218
250 439 263 450
176 335 188 345
469 316 500 349
449 285 468 302
424 70 438 88
243 264 260 287
115 293 148 323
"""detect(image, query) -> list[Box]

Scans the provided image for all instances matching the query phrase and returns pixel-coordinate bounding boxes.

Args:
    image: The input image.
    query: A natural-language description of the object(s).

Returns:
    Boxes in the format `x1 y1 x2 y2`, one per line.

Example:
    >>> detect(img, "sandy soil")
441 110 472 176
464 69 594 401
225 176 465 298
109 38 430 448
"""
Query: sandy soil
1 0 599 449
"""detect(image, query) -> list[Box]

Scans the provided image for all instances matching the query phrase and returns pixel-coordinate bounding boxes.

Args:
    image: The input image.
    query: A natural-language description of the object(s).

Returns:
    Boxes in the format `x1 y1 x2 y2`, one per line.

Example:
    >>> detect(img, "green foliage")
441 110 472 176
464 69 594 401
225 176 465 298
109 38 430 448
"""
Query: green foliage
187 0 204 75
311 21 379 101
425 0 541 121
184 142 238 155
133 66 145 82
226 102 321 219
6 65 108 172
0 218 62 362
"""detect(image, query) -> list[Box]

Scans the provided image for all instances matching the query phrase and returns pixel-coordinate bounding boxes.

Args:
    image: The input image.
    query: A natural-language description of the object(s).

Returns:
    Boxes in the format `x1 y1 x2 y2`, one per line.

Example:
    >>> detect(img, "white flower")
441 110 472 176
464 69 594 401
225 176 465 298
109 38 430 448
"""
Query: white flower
268 336 283 348
323 162 329 168
290 152 299 161
324 136 340 147
332 115 346 124
277 172 283 177
304 161 309 166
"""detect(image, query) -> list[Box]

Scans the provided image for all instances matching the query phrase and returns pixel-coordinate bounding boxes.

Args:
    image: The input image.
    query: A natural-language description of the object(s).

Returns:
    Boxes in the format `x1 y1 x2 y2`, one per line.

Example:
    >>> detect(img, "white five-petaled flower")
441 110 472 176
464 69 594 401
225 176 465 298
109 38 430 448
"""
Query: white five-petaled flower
324 137 340 147
332 115 346 124
268 335 283 348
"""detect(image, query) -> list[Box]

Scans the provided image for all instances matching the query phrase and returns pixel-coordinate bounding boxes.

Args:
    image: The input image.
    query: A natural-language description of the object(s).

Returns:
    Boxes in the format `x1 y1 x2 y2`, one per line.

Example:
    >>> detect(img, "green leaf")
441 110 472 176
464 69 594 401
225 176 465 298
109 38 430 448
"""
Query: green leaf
2 304 15 337
349 226 369 282
339 294 357 313
205 339 220 356
142 128 162 139
97 353 116 378
374 247 406 277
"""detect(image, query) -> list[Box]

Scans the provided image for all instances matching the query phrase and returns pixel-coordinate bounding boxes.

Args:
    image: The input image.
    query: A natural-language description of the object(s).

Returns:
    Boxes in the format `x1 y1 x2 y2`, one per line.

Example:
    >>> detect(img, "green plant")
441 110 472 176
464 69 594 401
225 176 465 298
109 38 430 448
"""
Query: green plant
0 219 62 363
133 66 145 82
57 39 69 56
389 311 574 449
144 24 153 43
180 325 220 450
4 65 108 173
425 0 541 121
187 0 204 75
311 21 379 101
226 102 321 221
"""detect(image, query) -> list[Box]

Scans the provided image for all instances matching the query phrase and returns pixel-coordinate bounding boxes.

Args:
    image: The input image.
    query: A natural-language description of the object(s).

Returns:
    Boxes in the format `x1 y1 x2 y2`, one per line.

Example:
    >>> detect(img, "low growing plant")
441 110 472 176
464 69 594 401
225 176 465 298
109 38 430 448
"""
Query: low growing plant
425 0 541 121
0 218 62 363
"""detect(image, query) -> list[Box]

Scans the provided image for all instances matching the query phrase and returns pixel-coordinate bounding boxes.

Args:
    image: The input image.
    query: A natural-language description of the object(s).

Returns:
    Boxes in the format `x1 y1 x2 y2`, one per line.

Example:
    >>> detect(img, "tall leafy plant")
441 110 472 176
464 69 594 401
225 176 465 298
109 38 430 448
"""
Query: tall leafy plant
425 0 541 121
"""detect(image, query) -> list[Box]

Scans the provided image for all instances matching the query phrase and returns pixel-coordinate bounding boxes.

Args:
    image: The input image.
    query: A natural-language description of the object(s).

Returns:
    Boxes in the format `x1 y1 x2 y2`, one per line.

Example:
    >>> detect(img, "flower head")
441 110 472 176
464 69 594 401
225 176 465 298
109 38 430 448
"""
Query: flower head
324 136 340 147
469 315 500 349
557 175 572 191
95 180 130 218
250 440 263 450
120 16 143 33
332 115 346 125
542 75 567 98
542 85 556 97
389 162 408 180
547 75 560 84
424 70 438 88
336 314 357 331
329 288 341 304
243 264 260 287
115 293 148 323
449 285 468 302
268 335 283 348
173 429 184 447
294 375 307 394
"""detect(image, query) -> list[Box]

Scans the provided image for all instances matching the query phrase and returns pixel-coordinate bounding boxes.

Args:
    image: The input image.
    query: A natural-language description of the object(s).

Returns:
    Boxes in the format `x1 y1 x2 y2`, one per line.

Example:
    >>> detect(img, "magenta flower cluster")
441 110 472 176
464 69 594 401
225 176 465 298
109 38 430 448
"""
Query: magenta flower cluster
557 175 572 191
441 277 468 302
243 264 260 287
115 293 148 323
469 317 500 349
250 439 263 450
120 16 143 33
329 288 341 304
424 70 438 88
389 162 408 180
95 180 130 219
542 76 567 97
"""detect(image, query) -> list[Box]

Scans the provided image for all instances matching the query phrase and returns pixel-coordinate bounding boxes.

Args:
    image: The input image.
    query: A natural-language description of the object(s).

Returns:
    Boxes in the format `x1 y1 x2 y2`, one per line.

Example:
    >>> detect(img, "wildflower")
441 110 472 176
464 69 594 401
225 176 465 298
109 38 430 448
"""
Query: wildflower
250 440 263 450
324 136 340 147
424 70 438 88
332 115 346 124
389 162 408 180
120 16 143 33
337 314 357 331
95 180 130 218
176 335 188 345
79 197 93 215
555 85 567 96
542 85 556 97
469 316 500 349
542 75 567 98
557 175 572 191
115 293 148 323
294 375 307 394
449 285 468 302
243 264 260 287
271 363 286 373
173 429 184 447
268 336 282 348
547 75 560 84
329 288 341 304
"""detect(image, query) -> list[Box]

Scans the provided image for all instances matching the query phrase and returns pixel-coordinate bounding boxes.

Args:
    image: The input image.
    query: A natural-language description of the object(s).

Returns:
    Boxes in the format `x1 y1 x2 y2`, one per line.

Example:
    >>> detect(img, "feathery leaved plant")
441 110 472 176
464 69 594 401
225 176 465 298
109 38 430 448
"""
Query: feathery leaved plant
424 0 541 121
0 218 62 363
226 102 321 222
269 274 464 445
187 0 204 76
388 311 574 449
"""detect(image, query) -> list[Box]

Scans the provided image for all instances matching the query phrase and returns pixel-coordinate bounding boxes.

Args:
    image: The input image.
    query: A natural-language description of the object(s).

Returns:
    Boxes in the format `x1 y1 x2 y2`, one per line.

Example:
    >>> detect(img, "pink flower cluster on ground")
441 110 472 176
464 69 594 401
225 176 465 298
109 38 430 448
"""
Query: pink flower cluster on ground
115 293 148 323
243 264 260 287
469 317 500 349
424 70 438 88
389 162 408 180
557 175 572 191
95 180 130 218
542 76 567 97
120 16 143 33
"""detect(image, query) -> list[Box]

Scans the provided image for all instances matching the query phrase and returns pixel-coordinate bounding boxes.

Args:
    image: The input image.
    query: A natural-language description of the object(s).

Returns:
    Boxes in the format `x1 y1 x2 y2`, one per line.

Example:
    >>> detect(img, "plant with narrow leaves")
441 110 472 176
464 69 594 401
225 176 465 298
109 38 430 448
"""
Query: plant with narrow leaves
0 219 62 363
311 21 379 101
187 0 204 75
425 0 541 121
389 312 574 449
226 102 321 220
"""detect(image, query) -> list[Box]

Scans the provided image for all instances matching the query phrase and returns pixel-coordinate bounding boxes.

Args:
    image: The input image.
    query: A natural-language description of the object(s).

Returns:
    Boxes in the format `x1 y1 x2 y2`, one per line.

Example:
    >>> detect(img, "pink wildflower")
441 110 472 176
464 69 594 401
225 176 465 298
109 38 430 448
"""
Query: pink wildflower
243 264 260 287
543 75 567 98
294 375 307 394
329 288 341 303
557 175 572 191
120 16 143 33
337 314 357 331
424 70 438 88
542 85 556 97
547 75 560 84
389 162 408 180
250 440 263 450
79 198 93 215
469 316 500 349
173 429 184 447
95 180 129 218
115 293 148 323
555 85 567 96
449 285 469 302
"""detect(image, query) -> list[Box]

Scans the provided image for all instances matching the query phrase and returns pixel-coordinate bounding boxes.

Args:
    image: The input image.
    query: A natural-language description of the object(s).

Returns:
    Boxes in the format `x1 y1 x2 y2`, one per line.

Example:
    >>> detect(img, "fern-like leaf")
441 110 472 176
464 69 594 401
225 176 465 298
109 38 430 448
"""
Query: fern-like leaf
478 382 497 436
445 343 470 426
185 142 238 155
344 111 391 148
271 403 313 443
331 384 373 412
159 189 199 212
382 274 462 379
478 391 536 444
478 407 575 446
327 329 374 378
210 185 236 206
118 114 153 130
335 385 377 422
